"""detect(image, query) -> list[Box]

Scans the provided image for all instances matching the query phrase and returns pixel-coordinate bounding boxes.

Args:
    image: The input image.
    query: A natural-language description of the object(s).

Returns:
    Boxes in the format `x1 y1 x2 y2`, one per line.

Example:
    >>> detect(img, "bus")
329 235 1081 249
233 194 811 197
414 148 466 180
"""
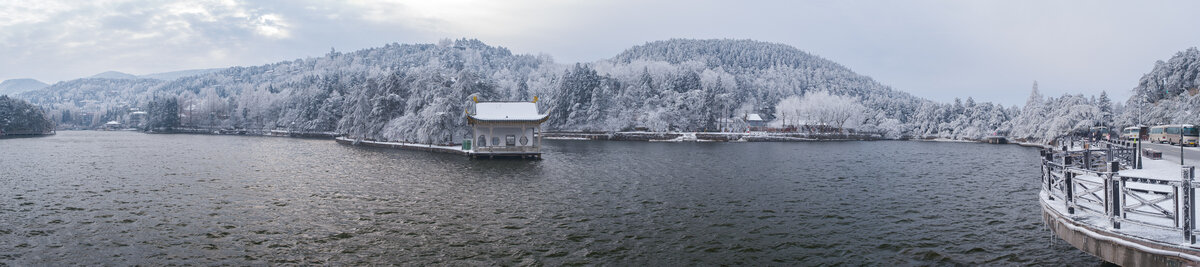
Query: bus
1150 125 1168 143
1086 126 1112 140
1164 124 1200 146
1121 126 1147 141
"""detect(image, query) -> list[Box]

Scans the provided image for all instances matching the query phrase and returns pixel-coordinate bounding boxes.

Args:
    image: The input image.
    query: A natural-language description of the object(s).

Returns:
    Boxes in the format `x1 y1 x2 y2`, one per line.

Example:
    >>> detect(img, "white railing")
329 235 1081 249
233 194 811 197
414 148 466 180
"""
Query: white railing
474 146 539 154
1042 146 1198 243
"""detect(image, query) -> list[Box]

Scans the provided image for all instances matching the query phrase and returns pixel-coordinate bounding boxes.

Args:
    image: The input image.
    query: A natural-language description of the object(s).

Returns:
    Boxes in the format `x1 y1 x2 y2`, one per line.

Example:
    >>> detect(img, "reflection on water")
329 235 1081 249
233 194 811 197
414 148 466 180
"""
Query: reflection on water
0 131 1098 265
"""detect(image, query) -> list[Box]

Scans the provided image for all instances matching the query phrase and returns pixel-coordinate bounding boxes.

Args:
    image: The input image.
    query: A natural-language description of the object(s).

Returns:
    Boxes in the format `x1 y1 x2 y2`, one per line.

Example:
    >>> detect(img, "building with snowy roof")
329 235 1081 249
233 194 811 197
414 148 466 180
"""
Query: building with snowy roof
127 111 148 128
746 113 767 131
466 97 550 159
103 120 122 130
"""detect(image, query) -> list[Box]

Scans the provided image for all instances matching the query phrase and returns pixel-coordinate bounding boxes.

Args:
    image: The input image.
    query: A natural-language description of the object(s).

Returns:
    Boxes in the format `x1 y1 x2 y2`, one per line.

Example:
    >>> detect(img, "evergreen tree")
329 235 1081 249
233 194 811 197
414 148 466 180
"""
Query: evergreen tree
1098 91 1112 126
145 96 180 131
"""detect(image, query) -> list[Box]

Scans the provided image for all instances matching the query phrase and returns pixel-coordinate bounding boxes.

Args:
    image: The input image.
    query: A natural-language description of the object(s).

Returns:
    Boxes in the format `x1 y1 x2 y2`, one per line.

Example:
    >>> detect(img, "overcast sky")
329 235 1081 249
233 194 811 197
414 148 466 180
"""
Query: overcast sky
2 0 1199 106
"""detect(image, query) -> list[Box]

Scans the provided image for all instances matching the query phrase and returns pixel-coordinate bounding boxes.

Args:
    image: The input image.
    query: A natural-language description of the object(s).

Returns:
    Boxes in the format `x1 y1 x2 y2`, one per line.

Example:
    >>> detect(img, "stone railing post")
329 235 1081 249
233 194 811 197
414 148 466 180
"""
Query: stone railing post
1084 149 1092 171
1063 154 1073 210
1110 161 1122 229
1136 140 1144 169
1066 170 1075 214
1184 166 1196 244
1106 143 1114 165
1046 150 1056 200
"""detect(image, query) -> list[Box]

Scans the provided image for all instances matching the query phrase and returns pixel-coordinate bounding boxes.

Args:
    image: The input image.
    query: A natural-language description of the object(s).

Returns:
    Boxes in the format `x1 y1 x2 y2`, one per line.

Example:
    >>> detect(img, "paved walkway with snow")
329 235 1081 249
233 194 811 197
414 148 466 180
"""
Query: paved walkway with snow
1140 142 1200 167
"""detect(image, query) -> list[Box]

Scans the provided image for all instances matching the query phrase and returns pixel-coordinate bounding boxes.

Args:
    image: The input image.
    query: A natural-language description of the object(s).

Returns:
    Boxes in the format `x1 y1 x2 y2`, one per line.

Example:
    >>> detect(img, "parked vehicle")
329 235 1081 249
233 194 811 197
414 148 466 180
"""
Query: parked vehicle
1086 126 1112 140
1150 125 1168 143
1121 126 1148 141
1164 124 1200 146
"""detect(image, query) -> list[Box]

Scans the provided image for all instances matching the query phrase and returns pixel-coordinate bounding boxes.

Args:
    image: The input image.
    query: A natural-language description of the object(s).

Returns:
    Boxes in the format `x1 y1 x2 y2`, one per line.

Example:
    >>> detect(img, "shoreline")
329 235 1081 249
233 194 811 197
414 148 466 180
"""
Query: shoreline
0 132 55 139
140 128 338 139
36 129 1056 149
541 131 885 142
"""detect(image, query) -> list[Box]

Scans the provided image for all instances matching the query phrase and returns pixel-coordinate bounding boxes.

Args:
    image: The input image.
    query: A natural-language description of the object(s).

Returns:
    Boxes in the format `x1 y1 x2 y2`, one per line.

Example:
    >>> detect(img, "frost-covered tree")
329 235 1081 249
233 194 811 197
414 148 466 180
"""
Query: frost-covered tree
1114 47 1200 128
11 38 1040 142
145 96 179 131
0 95 54 134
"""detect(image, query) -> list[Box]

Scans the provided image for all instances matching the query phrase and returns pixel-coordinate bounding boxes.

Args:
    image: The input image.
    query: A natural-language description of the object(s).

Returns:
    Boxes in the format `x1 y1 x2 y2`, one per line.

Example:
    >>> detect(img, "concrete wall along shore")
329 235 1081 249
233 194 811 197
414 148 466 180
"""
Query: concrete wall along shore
542 132 882 142
335 137 469 155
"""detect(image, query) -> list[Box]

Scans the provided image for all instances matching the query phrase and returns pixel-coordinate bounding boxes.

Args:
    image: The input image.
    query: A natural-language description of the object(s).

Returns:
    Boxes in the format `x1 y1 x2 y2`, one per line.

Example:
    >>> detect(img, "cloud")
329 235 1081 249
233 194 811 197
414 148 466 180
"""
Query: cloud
0 0 294 81
253 13 289 39
3 0 1200 107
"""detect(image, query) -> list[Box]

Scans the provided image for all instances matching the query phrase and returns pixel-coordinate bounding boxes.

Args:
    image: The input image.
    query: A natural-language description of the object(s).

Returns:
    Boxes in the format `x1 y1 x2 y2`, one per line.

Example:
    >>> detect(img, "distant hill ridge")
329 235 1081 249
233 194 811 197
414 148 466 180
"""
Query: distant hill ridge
88 71 139 79
85 69 223 81
613 38 850 72
0 78 48 96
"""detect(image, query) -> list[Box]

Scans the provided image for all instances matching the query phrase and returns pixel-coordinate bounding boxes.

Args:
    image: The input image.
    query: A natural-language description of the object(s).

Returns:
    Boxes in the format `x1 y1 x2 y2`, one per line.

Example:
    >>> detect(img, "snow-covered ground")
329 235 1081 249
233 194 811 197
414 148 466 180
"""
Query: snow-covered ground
1119 158 1190 180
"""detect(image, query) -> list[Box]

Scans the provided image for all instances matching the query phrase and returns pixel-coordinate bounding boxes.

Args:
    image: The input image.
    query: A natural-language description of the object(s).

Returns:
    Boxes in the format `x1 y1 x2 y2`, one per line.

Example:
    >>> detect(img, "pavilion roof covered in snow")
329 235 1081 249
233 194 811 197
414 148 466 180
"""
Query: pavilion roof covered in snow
467 102 550 124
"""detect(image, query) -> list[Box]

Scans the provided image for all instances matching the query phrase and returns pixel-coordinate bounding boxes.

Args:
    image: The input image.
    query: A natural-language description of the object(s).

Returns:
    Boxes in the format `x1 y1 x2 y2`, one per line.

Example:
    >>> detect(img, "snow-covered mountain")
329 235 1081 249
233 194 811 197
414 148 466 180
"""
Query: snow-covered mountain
82 69 225 81
15 38 1039 142
140 68 223 80
0 78 49 96
548 39 931 134
88 71 139 79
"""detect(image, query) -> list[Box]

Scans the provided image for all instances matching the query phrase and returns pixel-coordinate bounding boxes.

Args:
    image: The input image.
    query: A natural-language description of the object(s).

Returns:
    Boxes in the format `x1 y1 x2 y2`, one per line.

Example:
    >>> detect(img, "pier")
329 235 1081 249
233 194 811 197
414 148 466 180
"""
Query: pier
1040 138 1200 265
334 137 542 159
335 137 469 156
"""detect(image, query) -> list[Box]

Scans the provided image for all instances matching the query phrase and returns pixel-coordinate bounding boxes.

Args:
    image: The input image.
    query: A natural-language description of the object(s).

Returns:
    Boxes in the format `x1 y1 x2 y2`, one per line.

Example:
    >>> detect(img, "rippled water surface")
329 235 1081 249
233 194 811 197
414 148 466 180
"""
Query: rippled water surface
0 131 1099 265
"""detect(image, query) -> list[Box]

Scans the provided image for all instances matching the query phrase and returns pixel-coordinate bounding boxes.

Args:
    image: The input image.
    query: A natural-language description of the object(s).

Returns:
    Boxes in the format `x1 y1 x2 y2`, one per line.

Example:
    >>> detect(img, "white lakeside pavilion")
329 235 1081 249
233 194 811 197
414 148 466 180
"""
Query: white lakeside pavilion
466 99 549 159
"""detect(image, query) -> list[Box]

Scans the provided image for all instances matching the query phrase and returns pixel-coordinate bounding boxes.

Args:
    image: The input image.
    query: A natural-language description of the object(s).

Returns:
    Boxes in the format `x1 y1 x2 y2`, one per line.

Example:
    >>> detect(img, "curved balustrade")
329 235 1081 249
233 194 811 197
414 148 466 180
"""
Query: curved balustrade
1041 142 1198 244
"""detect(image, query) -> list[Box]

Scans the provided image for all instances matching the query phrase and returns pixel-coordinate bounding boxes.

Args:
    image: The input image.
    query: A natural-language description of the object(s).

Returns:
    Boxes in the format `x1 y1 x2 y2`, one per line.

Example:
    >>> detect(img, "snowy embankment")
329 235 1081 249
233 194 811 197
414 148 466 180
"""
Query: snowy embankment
334 137 468 155
1040 144 1200 264
914 138 976 143
542 131 883 142
914 136 1055 148
145 128 339 138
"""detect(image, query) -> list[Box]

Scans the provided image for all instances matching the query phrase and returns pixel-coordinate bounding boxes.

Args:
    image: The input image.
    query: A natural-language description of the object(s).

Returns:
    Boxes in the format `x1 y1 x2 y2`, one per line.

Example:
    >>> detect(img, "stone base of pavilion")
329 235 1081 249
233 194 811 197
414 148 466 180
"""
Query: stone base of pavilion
335 137 541 159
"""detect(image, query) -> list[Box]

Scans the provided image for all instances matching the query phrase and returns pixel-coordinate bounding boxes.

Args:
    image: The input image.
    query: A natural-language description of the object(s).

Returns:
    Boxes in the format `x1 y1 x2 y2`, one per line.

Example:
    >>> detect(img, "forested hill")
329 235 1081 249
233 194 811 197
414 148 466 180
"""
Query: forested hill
17 38 1026 143
613 39 851 71
1118 47 1200 126
569 38 931 132
0 95 54 135
21 39 554 144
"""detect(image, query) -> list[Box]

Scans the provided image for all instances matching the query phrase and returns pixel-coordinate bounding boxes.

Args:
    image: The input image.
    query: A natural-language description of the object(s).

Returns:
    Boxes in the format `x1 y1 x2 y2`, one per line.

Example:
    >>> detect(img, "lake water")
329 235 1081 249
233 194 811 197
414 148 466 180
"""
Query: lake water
0 131 1099 265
